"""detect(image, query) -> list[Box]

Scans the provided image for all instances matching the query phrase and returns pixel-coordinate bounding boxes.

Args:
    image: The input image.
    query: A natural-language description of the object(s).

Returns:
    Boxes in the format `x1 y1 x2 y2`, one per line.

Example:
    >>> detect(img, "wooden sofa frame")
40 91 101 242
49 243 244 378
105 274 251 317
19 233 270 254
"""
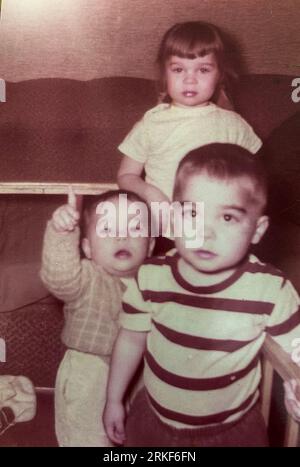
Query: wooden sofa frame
262 335 300 447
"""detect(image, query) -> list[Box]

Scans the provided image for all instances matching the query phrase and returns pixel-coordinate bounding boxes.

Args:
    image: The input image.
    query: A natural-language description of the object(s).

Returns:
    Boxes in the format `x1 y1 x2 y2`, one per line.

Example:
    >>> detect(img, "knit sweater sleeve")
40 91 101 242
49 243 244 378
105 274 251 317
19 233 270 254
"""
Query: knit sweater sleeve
40 221 83 303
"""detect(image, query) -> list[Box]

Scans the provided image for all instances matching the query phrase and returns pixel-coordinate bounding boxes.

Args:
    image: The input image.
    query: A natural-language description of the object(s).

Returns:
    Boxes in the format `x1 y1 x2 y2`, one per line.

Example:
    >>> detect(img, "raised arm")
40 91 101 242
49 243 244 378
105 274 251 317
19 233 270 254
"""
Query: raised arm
103 328 147 445
40 186 83 302
117 155 170 205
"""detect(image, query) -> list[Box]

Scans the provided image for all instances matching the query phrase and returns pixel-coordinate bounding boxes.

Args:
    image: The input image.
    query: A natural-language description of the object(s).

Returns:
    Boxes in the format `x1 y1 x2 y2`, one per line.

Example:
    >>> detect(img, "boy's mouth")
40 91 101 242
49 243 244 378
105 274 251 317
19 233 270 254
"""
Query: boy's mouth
115 249 132 259
194 249 217 259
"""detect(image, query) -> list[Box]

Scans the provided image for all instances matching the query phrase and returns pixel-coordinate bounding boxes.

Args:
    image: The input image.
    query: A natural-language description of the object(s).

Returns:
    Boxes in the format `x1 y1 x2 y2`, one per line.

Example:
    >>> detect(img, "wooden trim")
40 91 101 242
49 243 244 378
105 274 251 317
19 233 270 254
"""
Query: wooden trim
262 335 300 447
261 357 274 426
0 182 118 195
262 335 300 382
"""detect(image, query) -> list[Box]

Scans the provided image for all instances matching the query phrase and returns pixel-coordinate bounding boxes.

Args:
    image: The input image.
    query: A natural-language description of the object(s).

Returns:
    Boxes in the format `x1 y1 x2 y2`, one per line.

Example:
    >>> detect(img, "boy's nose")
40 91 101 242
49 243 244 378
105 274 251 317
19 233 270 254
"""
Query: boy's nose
204 224 216 240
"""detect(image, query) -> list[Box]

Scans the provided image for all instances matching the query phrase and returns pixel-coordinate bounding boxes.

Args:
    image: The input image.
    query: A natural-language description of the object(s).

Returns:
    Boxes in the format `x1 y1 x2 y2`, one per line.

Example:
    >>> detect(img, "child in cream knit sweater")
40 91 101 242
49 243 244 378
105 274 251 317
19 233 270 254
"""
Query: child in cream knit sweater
41 188 153 447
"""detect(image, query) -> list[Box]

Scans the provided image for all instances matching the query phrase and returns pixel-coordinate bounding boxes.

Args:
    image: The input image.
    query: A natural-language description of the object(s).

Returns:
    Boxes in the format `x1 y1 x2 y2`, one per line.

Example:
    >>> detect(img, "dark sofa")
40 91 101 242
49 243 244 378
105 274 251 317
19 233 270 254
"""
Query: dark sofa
0 74 299 445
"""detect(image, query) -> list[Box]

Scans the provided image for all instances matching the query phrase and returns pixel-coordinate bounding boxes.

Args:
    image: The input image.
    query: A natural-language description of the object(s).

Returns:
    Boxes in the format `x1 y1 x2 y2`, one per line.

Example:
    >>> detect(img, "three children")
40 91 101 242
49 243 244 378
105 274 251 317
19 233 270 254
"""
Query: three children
39 21 300 447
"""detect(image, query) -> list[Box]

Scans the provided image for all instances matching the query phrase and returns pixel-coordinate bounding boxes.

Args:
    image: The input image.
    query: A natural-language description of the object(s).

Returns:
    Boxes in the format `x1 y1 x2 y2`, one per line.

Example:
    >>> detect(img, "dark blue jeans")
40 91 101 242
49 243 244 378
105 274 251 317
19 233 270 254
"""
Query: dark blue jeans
125 389 269 447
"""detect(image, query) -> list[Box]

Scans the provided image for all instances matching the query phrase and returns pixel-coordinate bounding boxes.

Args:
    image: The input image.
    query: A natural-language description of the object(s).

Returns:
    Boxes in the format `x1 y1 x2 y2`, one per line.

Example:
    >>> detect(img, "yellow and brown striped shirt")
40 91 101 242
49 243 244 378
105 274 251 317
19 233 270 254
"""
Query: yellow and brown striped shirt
120 252 300 428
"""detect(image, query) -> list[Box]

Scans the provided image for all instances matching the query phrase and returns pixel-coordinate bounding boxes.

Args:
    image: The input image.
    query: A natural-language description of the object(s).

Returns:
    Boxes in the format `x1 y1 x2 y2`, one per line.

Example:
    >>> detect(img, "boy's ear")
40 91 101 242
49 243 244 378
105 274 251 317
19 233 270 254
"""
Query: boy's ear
251 215 269 245
82 237 92 259
147 238 156 257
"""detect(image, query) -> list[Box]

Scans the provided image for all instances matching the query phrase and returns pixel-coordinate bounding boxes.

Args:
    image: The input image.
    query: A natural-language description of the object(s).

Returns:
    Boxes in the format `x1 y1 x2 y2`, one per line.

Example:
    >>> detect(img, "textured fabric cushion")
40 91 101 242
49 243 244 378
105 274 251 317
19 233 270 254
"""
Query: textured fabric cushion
0 262 48 313
262 112 300 225
0 195 63 313
0 78 157 183
0 75 298 183
0 195 64 264
0 297 64 387
251 111 300 292
232 75 299 140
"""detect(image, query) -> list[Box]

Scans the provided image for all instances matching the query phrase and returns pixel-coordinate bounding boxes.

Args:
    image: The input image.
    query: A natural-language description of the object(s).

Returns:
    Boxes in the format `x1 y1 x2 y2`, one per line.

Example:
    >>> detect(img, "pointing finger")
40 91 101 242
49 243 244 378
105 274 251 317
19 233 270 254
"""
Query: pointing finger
68 185 77 209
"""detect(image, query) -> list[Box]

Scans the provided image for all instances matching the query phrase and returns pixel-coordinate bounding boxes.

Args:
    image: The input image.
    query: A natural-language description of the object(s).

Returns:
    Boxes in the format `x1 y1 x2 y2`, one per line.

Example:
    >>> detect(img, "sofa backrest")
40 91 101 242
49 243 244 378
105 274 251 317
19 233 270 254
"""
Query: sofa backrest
0 74 298 184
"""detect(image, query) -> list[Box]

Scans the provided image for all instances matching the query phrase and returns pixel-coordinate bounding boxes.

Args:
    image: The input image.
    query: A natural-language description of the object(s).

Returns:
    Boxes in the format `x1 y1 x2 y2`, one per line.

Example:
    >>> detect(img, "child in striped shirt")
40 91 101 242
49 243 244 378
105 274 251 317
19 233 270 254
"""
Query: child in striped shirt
104 143 300 447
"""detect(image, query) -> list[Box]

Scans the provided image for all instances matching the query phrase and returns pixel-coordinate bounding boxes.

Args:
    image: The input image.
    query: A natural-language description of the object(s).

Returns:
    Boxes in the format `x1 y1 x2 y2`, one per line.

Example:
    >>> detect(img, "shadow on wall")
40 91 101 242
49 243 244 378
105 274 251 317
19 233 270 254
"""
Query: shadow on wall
0 0 300 81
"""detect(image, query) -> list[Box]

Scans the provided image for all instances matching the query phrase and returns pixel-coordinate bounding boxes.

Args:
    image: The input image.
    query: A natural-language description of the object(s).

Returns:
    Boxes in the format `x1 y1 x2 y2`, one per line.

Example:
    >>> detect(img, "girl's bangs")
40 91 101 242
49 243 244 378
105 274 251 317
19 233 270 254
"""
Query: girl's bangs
166 37 221 60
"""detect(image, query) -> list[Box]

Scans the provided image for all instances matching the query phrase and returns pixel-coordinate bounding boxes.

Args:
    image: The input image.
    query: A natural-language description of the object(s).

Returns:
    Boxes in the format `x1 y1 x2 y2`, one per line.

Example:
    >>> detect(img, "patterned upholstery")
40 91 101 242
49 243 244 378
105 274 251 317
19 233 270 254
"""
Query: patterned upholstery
0 297 64 387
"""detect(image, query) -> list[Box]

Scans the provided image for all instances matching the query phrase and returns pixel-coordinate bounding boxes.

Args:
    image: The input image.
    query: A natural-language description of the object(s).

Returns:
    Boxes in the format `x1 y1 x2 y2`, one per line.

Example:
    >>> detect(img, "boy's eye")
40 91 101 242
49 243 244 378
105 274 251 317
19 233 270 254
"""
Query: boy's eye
223 214 235 222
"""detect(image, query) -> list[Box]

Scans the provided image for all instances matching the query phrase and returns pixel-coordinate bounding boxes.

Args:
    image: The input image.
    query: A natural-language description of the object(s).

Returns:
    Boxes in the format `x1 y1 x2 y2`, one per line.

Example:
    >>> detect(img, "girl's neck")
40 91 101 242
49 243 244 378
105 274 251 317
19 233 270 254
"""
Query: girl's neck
171 101 211 109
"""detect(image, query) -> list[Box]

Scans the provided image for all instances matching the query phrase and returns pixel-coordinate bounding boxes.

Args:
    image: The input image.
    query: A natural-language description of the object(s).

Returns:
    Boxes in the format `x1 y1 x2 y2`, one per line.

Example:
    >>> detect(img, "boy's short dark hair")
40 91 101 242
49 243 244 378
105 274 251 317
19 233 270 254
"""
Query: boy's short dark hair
173 143 268 211
82 189 150 237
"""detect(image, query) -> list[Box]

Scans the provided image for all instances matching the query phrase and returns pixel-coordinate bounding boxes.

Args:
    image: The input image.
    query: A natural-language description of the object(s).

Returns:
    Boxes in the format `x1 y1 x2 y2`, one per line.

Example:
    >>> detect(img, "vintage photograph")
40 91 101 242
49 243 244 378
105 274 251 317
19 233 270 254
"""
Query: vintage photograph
0 0 299 449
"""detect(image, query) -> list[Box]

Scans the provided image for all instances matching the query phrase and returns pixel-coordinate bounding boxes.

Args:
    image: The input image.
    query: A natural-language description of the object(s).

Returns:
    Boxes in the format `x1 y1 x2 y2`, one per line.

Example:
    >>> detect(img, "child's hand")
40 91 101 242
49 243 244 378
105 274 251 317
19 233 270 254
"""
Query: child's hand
284 379 300 422
103 400 126 445
52 186 80 233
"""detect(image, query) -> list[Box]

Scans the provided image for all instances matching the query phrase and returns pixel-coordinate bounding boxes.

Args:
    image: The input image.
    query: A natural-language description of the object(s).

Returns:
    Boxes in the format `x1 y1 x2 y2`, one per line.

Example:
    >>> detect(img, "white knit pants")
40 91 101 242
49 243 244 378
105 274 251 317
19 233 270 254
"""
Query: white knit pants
55 349 112 447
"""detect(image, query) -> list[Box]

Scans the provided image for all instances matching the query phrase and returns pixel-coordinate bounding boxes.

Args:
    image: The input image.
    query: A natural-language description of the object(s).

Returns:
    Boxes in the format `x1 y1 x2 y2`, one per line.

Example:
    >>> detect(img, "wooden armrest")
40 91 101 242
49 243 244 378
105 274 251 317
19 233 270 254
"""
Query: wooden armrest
262 334 300 382
0 182 118 195
261 334 300 447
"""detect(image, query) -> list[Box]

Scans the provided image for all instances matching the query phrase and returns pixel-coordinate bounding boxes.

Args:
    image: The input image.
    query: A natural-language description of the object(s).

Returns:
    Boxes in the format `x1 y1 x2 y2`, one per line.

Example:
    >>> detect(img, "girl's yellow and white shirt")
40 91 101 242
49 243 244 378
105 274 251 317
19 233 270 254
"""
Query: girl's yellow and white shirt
119 103 262 200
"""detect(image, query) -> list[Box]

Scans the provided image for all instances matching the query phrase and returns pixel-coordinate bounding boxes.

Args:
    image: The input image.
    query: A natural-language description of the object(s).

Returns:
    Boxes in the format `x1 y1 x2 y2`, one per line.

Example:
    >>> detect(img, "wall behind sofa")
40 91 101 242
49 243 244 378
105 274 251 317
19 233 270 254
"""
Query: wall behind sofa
0 0 299 81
